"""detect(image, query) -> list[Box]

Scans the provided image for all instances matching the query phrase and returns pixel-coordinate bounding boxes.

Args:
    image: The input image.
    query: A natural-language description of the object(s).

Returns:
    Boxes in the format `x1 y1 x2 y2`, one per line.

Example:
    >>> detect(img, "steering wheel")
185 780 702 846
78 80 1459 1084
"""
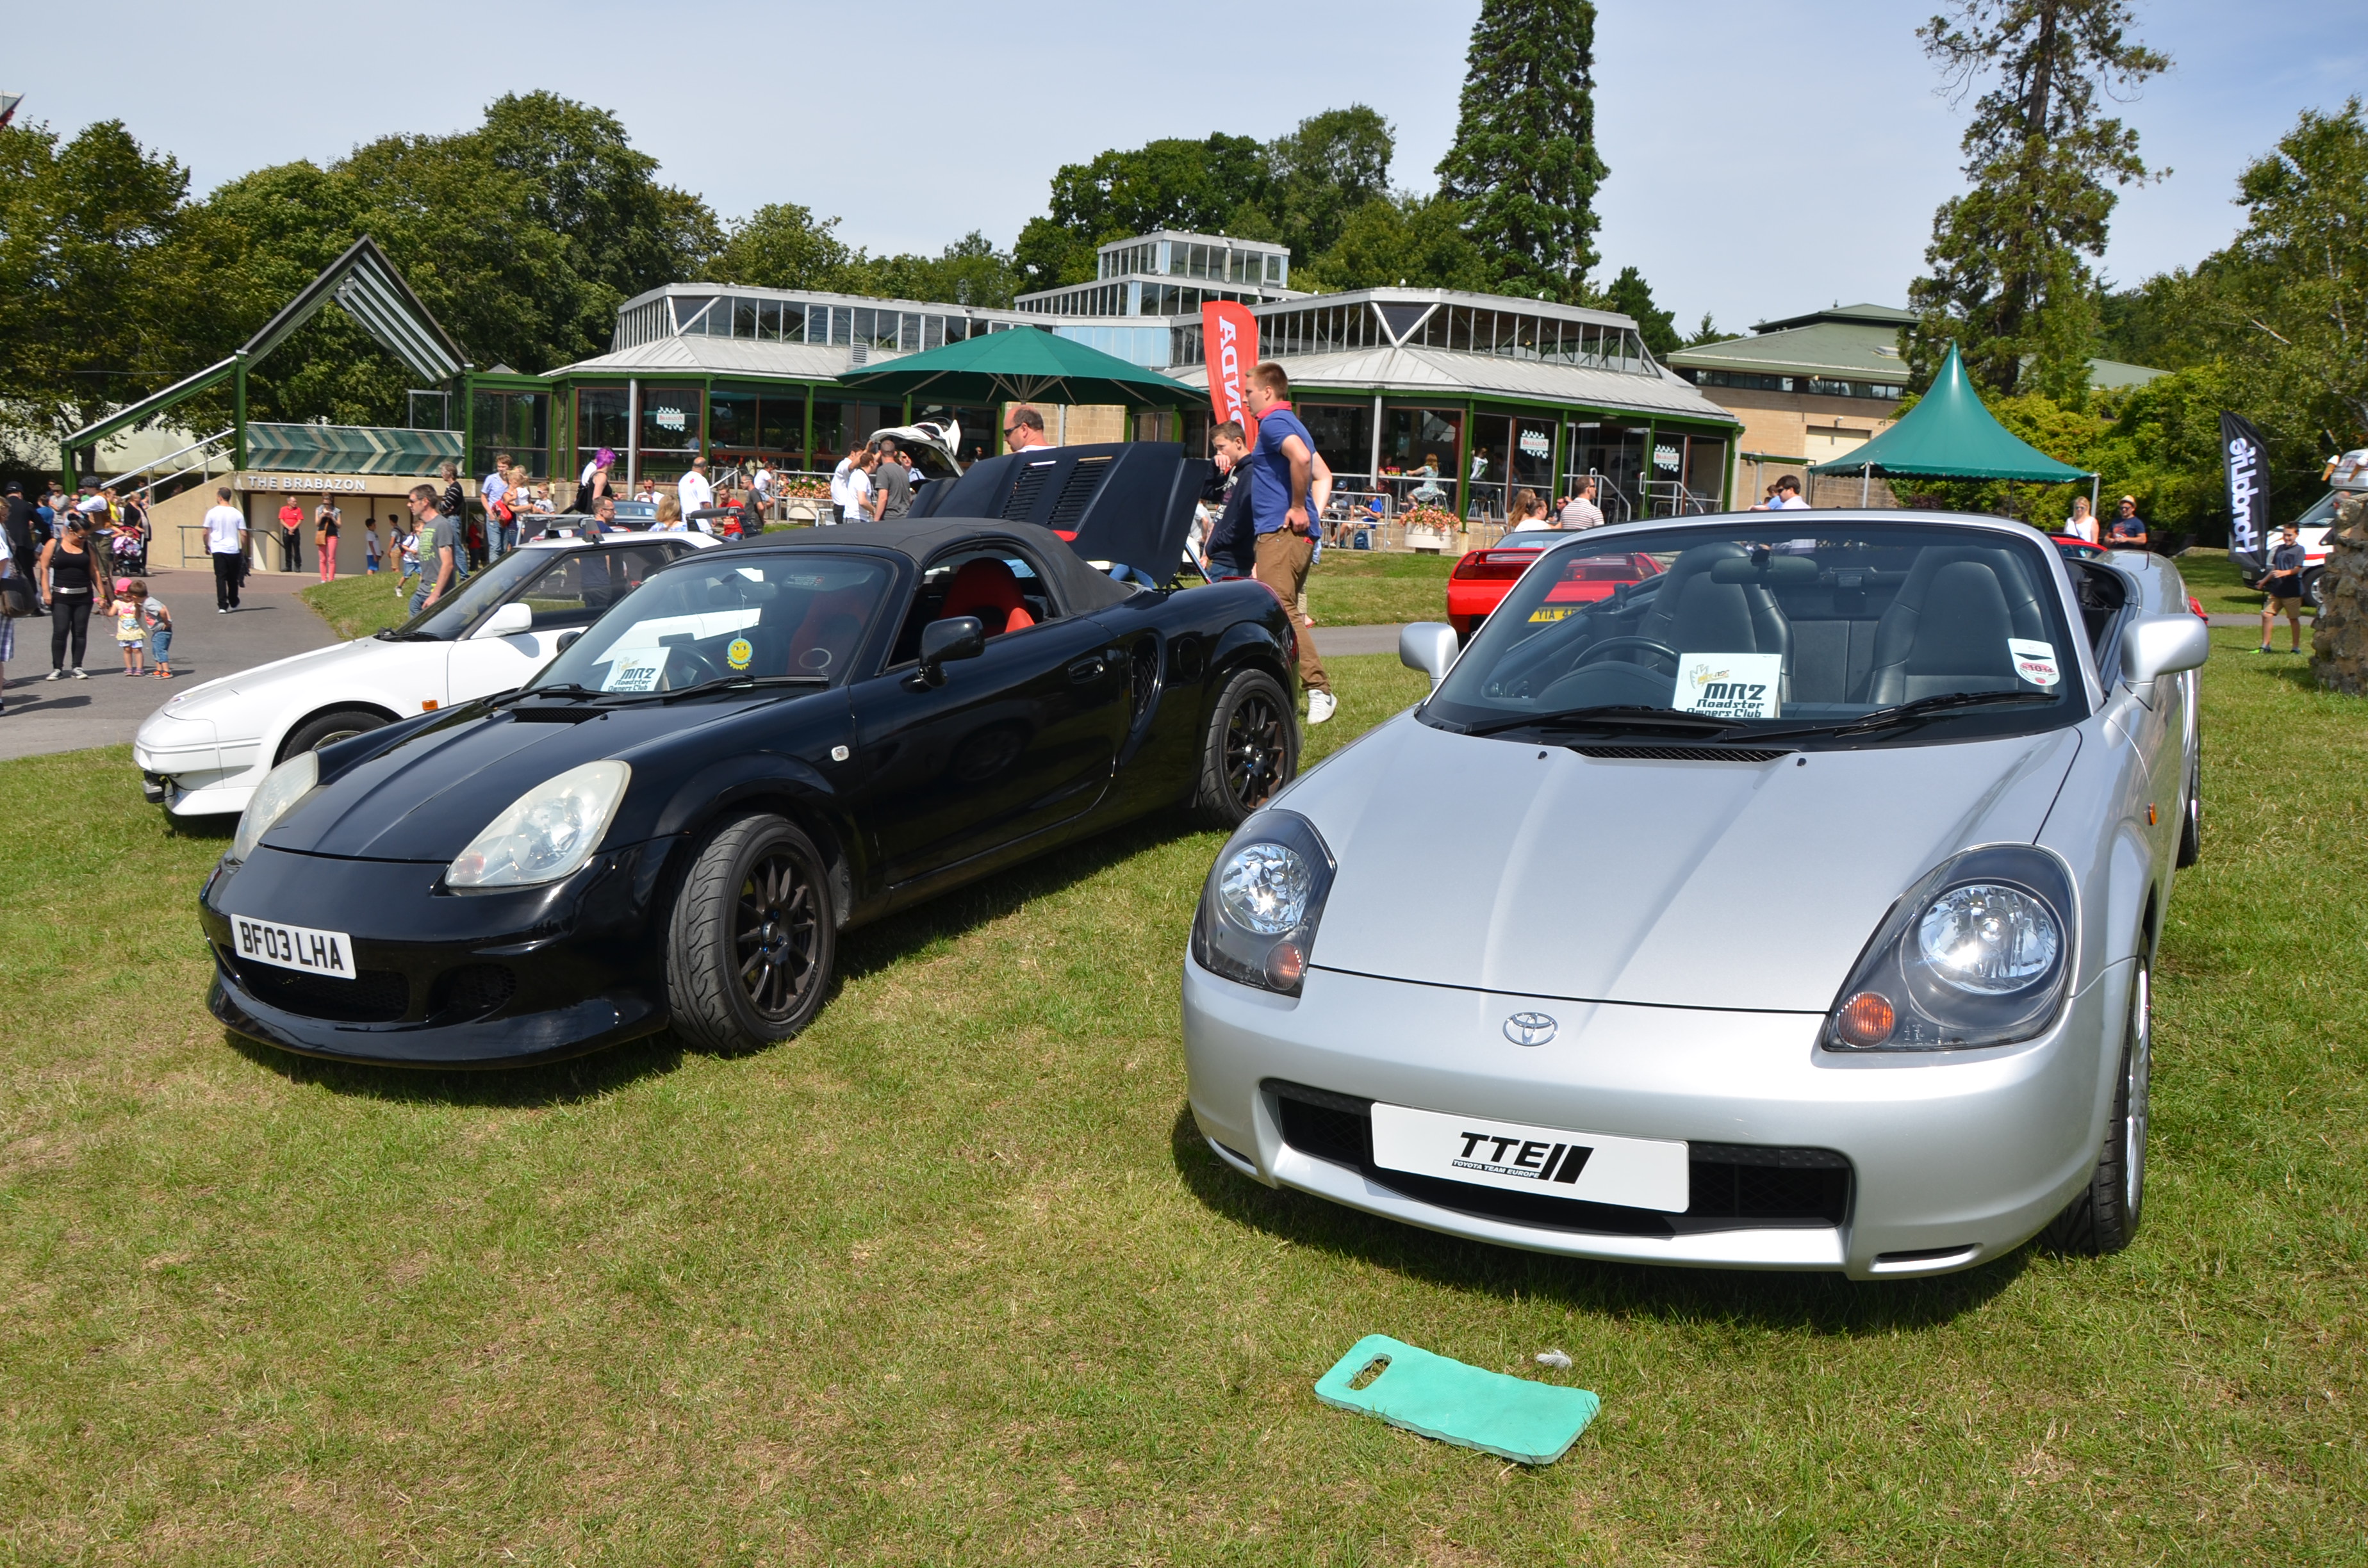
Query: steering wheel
659 648 723 690
1572 637 1682 673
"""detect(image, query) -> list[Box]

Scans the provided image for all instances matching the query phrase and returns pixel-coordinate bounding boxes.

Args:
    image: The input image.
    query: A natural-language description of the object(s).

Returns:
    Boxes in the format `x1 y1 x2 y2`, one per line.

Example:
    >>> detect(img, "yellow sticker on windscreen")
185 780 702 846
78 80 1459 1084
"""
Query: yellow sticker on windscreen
727 637 753 671
1671 653 1782 719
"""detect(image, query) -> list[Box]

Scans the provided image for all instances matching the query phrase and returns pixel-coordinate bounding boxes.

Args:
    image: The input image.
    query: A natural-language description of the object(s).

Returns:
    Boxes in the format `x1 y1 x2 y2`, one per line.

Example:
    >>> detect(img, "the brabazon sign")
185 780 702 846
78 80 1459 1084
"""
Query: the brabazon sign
236 474 372 493
1201 302 1260 444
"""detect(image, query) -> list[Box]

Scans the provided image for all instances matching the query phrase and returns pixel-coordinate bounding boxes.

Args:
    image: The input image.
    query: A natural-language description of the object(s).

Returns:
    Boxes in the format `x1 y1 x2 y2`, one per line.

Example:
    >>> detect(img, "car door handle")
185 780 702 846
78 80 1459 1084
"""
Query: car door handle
1067 655 1106 683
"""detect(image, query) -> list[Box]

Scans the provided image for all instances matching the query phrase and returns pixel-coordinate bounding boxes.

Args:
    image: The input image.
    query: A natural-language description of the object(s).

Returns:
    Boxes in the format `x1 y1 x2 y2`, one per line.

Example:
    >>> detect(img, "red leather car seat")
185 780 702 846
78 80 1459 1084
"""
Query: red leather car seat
937 559 1035 636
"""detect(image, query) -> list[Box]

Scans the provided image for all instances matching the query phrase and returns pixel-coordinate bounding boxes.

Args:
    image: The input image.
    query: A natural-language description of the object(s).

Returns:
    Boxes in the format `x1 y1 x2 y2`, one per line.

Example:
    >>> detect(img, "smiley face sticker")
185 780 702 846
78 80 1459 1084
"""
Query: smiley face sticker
727 637 753 671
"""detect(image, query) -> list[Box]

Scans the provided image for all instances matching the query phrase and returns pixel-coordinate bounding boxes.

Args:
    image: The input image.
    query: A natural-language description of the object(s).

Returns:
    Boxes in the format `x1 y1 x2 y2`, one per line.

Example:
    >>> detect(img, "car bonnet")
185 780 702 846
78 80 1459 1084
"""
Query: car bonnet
256 699 771 863
1282 713 2084 1013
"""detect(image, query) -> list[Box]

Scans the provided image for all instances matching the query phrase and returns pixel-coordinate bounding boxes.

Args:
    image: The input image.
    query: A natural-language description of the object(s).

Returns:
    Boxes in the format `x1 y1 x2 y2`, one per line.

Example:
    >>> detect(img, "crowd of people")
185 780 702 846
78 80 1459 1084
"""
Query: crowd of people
1 478 169 703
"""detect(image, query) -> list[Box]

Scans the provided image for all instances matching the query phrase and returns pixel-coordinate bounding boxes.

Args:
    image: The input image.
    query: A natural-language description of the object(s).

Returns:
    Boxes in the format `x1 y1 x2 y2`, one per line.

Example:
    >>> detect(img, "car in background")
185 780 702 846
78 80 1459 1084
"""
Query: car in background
2231 446 2367 608
1185 511 2209 1279
1447 539 1662 642
2050 533 2108 562
135 530 719 818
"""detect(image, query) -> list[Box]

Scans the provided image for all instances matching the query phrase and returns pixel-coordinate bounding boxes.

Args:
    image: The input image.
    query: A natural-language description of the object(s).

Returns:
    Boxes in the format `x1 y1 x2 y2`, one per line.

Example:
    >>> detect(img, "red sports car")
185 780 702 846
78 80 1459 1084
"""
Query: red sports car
1446 539 1663 641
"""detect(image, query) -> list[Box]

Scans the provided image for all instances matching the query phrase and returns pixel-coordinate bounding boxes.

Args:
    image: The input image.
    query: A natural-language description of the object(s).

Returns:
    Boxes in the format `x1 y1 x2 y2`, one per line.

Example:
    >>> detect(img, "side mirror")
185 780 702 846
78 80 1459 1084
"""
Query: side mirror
554 629 585 653
1399 621 1460 690
2123 612 2212 685
916 616 985 687
476 600 533 638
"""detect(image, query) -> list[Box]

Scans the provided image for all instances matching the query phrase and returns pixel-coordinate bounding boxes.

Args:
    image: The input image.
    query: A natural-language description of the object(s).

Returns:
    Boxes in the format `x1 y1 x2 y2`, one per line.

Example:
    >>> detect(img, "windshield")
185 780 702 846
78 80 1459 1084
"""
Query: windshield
530 552 895 693
1428 521 2087 744
382 550 545 642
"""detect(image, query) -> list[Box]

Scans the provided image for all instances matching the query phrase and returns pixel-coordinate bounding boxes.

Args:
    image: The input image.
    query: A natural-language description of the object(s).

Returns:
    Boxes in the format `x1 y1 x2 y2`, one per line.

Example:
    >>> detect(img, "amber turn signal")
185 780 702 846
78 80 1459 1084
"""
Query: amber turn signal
1265 941 1307 989
1837 990 1896 1047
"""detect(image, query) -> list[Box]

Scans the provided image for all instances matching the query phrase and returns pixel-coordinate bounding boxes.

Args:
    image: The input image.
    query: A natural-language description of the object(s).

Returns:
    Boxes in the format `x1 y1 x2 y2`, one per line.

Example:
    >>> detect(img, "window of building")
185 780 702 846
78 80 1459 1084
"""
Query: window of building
672 296 718 334
1382 408 1463 489
734 298 761 338
639 386 702 461
577 386 630 457
1300 403 1374 480
472 390 550 479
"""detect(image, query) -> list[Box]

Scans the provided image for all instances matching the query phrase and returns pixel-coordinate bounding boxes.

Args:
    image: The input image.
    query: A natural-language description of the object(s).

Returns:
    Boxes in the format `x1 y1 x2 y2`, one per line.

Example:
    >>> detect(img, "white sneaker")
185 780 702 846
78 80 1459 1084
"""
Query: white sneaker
44 669 63 682
1307 689 1338 725
70 667 89 680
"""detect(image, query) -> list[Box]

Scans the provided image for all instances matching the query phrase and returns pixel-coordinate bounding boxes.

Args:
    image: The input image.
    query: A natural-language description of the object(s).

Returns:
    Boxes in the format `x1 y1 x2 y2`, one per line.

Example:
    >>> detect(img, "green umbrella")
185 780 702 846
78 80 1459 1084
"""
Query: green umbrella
1809 343 2092 484
836 325 1199 409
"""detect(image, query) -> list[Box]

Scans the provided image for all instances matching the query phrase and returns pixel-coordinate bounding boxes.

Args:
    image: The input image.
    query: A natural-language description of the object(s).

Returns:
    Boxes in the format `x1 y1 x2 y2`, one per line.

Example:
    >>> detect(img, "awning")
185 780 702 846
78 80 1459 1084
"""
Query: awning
1809 343 2091 482
836 327 1198 409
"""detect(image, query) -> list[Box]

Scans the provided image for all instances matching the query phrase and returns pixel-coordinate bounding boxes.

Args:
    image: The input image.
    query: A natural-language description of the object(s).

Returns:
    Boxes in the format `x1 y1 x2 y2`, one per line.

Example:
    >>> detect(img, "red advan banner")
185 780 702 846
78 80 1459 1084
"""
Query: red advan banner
1201 301 1260 445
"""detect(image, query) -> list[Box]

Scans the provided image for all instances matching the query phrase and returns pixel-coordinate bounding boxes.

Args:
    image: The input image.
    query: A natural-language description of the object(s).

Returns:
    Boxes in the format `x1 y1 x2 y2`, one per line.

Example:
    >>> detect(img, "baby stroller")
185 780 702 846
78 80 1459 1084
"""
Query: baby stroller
109 525 148 576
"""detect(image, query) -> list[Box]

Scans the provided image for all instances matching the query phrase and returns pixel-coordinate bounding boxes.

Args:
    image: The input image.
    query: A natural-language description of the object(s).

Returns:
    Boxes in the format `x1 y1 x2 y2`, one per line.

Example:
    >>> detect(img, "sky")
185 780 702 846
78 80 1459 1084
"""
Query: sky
10 0 2365 339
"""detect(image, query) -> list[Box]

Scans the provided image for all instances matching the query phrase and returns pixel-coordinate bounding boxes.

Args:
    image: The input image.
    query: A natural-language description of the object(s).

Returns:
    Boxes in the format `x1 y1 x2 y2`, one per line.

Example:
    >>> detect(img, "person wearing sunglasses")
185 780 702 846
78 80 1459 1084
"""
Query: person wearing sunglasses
1004 406 1055 453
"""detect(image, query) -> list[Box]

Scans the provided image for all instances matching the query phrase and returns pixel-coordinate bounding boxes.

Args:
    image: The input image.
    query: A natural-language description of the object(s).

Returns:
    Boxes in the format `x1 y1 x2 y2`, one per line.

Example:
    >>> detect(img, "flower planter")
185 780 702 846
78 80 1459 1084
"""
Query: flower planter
1406 526 1451 554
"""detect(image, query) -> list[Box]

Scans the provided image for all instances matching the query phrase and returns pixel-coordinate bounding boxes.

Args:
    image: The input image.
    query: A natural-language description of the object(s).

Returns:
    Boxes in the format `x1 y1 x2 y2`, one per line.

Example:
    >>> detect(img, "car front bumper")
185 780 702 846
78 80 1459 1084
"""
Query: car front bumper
1181 957 2132 1280
199 839 682 1066
135 712 264 817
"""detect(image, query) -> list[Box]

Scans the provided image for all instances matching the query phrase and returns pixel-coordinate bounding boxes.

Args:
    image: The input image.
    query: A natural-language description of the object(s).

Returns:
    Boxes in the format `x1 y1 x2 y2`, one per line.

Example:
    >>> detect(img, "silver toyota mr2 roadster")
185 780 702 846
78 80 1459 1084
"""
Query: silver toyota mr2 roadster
1182 512 2210 1279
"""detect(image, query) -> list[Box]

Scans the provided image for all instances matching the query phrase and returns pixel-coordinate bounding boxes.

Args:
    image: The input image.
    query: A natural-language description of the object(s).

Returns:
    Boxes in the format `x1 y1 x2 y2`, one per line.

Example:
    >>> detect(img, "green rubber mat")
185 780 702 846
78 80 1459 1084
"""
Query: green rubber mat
1314 1334 1600 1465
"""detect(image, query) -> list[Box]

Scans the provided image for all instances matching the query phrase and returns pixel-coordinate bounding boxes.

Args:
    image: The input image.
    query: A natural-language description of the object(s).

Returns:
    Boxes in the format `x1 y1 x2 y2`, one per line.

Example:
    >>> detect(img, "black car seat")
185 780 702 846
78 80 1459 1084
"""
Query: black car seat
1638 543 1791 662
1864 548 2050 704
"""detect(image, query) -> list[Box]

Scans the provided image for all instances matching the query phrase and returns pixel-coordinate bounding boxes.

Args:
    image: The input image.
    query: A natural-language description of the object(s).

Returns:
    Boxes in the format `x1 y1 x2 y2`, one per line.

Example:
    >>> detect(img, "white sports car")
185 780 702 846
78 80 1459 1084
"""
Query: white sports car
1183 510 2209 1279
136 530 718 817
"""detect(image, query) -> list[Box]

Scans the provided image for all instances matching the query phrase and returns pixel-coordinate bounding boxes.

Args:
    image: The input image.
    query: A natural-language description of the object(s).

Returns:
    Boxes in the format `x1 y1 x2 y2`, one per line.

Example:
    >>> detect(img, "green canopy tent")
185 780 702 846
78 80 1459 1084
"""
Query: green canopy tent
1809 342 2094 507
835 326 1199 445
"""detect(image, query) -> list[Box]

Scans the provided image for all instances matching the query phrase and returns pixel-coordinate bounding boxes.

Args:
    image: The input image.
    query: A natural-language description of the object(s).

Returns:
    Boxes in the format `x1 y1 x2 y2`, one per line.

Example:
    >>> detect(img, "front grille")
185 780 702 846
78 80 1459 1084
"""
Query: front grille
233 959 408 1024
427 963 516 1022
1267 1081 1851 1234
1572 745 1793 763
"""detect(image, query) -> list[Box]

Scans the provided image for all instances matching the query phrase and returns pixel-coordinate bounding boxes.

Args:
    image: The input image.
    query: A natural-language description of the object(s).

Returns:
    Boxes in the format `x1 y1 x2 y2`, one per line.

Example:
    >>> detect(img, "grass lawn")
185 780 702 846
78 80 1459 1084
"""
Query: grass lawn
3 644 2363 1563
1303 550 1456 628
302 571 420 639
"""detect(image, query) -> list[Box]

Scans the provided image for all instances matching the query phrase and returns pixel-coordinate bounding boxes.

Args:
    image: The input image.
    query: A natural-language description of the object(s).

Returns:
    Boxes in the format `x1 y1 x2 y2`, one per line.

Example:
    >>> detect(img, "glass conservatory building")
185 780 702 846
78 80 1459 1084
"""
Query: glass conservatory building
522 231 1740 520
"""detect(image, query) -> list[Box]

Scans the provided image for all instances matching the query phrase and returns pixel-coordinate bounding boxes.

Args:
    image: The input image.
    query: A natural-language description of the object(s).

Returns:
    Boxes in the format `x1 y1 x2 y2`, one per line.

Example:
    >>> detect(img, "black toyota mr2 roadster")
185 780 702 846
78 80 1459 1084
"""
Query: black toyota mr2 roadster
201 443 1300 1066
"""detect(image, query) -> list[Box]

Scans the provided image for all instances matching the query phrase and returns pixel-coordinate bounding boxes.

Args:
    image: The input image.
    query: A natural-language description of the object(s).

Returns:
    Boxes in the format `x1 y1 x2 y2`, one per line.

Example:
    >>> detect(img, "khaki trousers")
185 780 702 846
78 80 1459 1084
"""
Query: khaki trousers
1254 529 1331 695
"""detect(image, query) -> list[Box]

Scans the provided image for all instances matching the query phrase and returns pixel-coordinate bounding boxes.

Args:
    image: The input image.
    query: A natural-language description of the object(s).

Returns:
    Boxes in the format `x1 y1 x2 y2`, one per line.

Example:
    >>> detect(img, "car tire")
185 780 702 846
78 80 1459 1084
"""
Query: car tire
277 707 390 763
1190 667 1297 829
664 813 835 1054
2305 568 2326 611
2044 962 2150 1256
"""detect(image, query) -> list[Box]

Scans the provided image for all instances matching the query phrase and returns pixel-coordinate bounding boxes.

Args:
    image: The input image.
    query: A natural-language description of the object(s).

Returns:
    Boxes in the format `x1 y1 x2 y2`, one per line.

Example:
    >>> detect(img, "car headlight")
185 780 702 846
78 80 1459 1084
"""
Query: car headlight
1192 810 1335 997
447 760 630 889
1825 845 2075 1051
229 751 317 862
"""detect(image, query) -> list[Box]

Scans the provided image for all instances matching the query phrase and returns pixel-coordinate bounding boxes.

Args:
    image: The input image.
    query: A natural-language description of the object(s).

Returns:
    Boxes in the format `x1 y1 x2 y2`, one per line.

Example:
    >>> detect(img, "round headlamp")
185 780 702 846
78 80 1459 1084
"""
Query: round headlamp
1218 842 1311 935
1914 883 2060 995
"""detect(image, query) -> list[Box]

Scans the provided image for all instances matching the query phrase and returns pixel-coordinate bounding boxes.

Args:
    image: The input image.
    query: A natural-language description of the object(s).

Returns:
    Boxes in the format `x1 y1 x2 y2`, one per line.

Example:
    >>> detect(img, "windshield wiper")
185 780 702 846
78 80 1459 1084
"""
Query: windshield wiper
374 628 443 642
495 682 600 706
1463 703 1740 738
644 674 831 703
1753 689 2057 742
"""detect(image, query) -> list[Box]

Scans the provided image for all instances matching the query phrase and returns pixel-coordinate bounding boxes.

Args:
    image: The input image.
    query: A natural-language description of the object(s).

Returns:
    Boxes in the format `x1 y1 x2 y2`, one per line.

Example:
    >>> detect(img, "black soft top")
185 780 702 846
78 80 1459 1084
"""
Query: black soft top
752 518 1136 614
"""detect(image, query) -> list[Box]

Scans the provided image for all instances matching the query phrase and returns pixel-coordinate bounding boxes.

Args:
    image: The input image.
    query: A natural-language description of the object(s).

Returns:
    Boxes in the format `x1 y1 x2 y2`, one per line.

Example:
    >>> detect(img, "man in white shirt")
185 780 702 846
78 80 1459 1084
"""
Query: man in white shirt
843 448 880 523
676 455 716 523
827 450 852 525
1558 477 1605 530
1768 475 1811 510
202 486 249 612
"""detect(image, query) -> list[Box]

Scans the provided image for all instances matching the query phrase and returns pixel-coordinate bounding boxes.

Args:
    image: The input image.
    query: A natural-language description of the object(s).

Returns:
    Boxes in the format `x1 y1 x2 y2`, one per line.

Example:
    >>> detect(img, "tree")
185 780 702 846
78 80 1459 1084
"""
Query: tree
1684 313 1725 348
1595 266 1680 358
1269 106 1395 262
1906 0 2169 398
1434 0 1609 303
2219 98 2368 442
843 233 1023 309
0 118 238 460
708 202 853 291
1014 134 1276 293
1297 194 1492 293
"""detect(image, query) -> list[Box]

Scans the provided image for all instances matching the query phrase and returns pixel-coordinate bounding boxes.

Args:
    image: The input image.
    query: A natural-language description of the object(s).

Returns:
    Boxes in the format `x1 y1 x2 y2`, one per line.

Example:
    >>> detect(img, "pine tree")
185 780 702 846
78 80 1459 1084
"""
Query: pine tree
1906 0 2169 398
1435 0 1609 304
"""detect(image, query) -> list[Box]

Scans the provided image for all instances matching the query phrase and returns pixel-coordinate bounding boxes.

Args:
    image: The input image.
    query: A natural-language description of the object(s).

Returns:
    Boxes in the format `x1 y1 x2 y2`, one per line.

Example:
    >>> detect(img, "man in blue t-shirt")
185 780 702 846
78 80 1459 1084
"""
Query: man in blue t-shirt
1241 361 1336 723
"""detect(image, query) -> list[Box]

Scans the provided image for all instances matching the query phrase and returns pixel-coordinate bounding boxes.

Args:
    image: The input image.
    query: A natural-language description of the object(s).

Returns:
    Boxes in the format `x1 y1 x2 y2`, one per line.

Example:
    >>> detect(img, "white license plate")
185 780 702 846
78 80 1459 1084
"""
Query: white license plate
1369 1103 1690 1213
230 916 357 981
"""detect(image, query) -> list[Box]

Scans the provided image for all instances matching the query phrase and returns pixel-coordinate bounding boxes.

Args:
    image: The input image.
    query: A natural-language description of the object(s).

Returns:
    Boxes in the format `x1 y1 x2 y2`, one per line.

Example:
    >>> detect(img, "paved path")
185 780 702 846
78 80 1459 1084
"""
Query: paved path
1308 623 1413 657
0 569 338 763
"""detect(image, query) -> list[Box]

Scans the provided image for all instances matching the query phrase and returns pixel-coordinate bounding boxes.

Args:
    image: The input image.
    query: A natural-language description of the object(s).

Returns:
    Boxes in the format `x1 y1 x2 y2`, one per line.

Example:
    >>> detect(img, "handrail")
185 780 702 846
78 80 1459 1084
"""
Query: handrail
101 427 233 493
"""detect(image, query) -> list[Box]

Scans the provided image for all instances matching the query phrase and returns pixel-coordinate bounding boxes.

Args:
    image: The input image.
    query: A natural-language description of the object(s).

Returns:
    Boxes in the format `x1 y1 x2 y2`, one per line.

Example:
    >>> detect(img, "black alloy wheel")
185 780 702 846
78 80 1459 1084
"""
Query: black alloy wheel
666 814 836 1052
1192 667 1297 828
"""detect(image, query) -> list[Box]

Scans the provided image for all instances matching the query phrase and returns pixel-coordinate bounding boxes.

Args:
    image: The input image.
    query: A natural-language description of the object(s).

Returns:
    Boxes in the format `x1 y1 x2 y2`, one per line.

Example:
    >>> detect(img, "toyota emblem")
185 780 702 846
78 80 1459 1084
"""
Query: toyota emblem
1503 1011 1558 1046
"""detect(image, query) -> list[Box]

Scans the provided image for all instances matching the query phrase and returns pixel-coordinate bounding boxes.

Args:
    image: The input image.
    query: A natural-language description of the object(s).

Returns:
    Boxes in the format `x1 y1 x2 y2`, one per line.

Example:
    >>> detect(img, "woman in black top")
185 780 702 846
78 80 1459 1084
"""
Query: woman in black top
38 517 110 678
